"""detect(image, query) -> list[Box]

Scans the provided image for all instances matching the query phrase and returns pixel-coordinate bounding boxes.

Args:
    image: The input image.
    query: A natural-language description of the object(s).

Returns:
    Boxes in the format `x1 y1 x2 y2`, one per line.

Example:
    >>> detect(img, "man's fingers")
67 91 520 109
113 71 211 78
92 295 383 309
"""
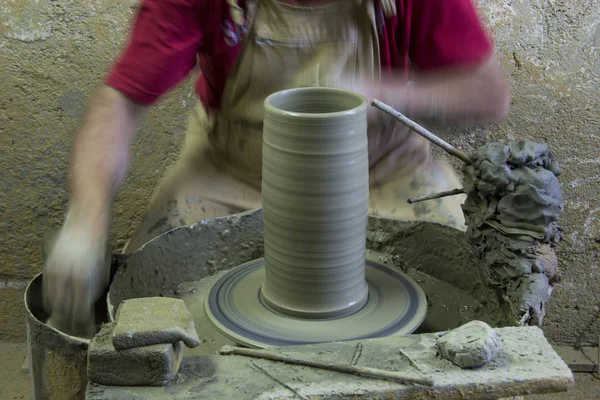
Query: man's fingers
71 271 95 335
369 147 412 185
369 138 430 186
41 220 109 336
43 257 64 315
55 272 73 319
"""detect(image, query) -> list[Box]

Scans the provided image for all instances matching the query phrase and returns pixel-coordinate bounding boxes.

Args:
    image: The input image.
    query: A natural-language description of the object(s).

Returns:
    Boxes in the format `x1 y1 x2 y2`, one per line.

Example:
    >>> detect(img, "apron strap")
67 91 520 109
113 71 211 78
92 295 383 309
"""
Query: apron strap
379 0 397 18
229 0 258 31
232 1 396 24
227 0 245 26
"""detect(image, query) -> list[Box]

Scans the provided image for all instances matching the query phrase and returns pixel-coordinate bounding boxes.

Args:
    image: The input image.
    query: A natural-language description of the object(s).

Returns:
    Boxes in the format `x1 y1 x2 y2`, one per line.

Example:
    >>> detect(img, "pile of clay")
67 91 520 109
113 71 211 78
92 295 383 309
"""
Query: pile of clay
461 140 563 326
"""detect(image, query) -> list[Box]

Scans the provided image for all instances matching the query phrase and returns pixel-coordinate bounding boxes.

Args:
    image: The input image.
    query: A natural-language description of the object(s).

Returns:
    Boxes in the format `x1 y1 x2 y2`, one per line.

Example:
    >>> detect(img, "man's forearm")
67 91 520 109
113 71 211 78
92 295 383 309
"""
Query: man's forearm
389 59 510 123
67 85 147 234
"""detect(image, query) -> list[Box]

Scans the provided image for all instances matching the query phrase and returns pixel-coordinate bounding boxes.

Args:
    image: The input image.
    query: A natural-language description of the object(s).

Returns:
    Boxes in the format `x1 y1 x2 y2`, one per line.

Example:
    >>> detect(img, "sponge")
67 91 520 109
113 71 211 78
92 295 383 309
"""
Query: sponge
88 322 184 386
112 297 200 349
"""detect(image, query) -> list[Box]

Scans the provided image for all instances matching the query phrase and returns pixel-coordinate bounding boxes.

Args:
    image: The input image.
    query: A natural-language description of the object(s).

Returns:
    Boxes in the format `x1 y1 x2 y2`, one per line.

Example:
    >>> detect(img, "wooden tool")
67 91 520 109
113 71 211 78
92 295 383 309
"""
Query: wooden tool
371 99 473 165
220 345 434 386
407 188 465 204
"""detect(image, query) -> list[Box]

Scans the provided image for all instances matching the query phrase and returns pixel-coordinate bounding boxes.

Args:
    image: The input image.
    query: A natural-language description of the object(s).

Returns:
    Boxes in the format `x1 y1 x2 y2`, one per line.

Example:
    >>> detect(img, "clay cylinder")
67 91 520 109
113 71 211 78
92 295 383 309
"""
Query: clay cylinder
261 87 369 319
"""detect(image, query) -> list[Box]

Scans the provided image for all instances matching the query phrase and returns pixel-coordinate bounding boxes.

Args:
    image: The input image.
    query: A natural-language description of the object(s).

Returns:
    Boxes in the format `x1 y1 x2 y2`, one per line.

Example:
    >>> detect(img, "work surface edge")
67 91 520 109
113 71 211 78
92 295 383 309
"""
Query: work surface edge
86 325 574 400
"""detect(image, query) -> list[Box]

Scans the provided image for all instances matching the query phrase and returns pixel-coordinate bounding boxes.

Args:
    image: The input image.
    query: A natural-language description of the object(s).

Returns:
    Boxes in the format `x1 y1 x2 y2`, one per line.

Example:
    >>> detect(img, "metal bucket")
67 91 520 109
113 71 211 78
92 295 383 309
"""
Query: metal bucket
25 273 109 400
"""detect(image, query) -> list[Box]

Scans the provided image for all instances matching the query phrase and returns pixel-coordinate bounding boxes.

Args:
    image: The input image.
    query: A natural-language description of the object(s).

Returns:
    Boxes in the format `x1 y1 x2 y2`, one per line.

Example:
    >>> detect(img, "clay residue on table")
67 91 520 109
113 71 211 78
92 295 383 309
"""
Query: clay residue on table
368 250 497 332
109 209 516 347
86 326 574 399
174 273 238 356
462 140 564 326
175 249 498 351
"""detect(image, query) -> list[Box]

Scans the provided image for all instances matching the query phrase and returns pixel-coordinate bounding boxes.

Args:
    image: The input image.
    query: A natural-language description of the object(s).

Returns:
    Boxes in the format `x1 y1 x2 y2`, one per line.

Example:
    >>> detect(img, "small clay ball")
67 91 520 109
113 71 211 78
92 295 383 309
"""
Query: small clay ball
437 320 502 369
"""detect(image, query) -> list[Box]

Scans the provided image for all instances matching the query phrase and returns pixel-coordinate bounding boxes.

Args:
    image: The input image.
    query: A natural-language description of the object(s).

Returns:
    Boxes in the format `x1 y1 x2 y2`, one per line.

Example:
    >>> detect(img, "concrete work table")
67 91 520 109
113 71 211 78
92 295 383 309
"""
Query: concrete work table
86 326 573 399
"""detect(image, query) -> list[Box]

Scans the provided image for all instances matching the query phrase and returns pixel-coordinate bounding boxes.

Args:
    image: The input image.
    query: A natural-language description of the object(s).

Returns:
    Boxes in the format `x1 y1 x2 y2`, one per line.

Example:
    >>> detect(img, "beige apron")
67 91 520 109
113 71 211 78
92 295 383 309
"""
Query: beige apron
123 0 466 253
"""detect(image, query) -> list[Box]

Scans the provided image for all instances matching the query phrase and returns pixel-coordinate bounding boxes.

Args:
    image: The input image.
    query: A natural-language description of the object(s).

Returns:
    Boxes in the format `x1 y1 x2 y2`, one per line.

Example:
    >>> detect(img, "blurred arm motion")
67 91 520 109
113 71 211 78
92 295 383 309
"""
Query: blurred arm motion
43 0 207 335
43 86 146 336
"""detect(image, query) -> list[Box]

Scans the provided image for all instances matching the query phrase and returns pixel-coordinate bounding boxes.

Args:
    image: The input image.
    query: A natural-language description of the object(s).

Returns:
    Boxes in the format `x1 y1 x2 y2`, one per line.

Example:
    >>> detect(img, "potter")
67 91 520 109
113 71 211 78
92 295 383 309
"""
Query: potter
42 0 510 334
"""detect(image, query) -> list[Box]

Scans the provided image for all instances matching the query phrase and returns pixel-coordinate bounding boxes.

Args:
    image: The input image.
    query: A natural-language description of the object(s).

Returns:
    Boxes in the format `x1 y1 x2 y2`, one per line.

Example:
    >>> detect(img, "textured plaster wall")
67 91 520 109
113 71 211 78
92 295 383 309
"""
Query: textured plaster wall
0 0 194 340
486 0 600 347
0 0 598 345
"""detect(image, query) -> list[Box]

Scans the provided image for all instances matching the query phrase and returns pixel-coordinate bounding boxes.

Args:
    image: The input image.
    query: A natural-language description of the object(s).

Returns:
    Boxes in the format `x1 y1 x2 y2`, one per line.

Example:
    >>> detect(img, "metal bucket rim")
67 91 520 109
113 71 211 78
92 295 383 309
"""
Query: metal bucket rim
25 272 91 345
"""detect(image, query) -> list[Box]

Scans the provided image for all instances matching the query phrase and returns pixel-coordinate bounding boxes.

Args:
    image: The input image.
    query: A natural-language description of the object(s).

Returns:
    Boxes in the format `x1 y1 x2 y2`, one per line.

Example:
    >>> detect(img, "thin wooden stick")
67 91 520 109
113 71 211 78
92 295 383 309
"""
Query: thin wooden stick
407 188 465 204
350 343 363 366
250 360 308 400
220 345 434 386
371 99 473 165
398 349 424 372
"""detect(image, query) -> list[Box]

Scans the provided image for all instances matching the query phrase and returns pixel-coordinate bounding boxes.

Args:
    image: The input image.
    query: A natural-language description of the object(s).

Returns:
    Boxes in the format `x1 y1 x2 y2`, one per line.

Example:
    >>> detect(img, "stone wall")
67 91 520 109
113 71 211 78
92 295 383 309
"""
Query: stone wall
0 0 194 340
1 0 599 345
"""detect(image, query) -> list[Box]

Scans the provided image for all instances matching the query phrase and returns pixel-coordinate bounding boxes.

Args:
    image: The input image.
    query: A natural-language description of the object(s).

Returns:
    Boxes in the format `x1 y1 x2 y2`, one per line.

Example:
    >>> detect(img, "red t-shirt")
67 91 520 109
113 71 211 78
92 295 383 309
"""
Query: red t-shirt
106 0 492 109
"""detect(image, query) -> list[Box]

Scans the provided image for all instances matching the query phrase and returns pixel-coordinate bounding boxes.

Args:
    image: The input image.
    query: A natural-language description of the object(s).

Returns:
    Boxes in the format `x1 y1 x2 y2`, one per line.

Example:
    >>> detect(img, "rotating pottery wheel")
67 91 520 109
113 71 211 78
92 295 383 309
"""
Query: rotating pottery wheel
205 88 427 348
205 259 427 348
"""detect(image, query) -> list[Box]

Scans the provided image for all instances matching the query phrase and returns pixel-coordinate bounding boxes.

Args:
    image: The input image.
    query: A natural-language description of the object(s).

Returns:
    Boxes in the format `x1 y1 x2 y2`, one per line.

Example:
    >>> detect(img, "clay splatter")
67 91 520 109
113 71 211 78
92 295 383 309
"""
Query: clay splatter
462 140 564 326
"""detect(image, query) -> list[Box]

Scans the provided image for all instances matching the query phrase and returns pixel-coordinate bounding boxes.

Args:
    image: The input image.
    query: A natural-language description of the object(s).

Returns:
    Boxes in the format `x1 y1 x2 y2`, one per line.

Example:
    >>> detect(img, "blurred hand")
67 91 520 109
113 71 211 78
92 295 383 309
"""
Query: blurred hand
367 126 430 185
43 212 110 337
339 75 430 186
339 75 384 120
